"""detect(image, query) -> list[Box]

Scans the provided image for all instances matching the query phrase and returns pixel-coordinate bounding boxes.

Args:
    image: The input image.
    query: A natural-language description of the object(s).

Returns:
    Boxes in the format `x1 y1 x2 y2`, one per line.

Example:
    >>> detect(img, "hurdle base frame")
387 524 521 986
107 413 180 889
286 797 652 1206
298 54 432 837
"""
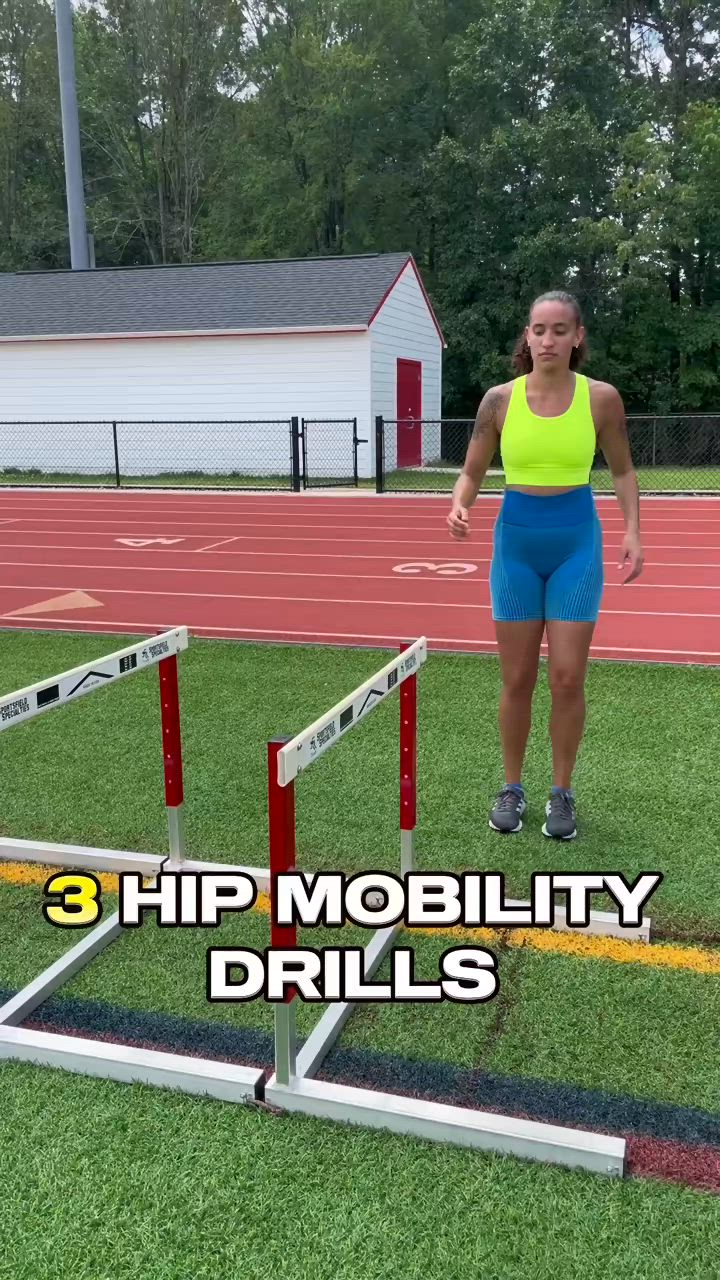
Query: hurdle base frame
264 1075 625 1178
0 1025 264 1102
0 828 645 1177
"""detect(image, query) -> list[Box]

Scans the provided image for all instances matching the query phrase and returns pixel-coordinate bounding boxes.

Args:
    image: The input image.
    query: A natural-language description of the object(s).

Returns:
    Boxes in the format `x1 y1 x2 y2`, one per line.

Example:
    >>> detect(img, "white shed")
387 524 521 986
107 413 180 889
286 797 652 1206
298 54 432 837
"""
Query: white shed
0 252 445 485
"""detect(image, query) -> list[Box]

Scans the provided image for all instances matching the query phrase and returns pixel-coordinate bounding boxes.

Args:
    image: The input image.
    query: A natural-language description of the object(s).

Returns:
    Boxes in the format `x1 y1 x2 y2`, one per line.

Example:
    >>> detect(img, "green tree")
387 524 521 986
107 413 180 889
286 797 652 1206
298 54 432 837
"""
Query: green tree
0 0 717 414
76 0 247 263
0 0 67 268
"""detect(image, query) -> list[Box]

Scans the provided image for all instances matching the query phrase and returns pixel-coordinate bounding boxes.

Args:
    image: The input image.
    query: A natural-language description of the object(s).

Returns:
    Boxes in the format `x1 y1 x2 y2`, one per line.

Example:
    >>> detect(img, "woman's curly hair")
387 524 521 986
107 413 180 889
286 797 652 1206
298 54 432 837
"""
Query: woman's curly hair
511 290 589 374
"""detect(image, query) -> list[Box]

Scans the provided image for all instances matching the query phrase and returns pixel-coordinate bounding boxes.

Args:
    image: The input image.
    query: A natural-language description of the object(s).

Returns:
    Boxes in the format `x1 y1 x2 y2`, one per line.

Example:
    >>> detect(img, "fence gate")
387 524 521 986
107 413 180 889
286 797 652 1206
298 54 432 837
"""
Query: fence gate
300 418 366 488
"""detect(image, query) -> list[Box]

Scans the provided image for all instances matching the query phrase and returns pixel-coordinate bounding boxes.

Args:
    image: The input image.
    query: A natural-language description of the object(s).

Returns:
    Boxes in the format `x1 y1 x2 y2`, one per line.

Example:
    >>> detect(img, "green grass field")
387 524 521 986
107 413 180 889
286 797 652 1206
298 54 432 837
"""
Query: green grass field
1 630 719 1277
383 465 720 493
1 465 720 493
0 468 297 489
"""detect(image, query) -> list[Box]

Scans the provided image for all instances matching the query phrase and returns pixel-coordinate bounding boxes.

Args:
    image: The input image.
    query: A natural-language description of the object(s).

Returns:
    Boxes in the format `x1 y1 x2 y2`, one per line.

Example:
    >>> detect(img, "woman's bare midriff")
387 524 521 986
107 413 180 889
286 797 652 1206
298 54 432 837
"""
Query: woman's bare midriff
505 484 585 495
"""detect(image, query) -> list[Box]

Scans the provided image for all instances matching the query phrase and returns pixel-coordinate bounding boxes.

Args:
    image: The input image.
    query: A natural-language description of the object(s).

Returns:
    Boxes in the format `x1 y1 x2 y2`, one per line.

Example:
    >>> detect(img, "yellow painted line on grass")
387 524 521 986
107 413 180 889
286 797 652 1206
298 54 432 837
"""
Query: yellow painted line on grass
4 863 720 979
256 890 720 977
0 861 140 896
505 926 720 975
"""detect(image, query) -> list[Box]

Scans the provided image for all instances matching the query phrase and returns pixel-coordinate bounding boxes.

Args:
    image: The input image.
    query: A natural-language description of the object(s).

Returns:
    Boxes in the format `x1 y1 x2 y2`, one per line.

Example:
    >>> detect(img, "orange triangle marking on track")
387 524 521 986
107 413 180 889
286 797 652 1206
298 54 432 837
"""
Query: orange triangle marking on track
4 590 103 618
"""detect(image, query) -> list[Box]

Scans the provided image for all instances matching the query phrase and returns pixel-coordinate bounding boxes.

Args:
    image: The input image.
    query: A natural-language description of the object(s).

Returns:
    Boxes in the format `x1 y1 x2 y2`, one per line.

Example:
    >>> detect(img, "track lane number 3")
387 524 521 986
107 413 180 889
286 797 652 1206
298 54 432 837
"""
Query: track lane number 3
393 562 477 576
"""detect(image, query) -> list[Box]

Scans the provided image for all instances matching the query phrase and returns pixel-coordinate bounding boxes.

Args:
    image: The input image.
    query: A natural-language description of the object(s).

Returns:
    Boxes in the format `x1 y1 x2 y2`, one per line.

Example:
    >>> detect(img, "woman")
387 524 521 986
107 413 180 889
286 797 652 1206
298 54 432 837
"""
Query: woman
447 291 643 839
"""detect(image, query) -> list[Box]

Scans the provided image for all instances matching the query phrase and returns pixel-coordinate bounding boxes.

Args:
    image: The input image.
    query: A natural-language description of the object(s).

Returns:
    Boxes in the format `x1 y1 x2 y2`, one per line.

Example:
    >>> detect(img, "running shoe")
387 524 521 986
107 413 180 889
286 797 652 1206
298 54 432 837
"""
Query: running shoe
542 789 577 840
488 786 526 833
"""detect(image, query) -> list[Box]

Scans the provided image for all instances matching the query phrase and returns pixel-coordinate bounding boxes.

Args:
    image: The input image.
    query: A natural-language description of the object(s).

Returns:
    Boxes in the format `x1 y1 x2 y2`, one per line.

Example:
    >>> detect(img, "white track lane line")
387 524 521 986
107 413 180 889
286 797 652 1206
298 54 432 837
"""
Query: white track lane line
2 540 720 570
0 556 718 591
194 537 240 553
0 582 717 619
5 513 720 531
3 528 720 550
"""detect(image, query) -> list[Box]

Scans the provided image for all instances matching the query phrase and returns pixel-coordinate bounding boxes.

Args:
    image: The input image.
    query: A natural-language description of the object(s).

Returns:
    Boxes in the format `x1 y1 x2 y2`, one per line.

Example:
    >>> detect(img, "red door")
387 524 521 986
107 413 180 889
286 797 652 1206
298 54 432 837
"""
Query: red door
396 358 422 468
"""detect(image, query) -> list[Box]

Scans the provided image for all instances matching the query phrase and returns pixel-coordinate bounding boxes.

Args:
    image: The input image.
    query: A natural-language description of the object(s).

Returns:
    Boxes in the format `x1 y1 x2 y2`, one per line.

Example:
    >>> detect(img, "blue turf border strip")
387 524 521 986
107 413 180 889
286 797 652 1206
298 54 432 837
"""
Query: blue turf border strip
0 988 274 1069
2 985 719 1149
316 1047 720 1148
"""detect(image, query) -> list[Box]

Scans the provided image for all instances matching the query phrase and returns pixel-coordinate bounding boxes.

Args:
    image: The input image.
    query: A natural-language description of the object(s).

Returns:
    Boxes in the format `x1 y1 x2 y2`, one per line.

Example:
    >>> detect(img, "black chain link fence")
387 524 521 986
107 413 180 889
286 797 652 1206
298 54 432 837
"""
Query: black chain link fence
3 413 719 494
0 420 120 487
0 418 300 490
376 415 720 494
300 418 367 488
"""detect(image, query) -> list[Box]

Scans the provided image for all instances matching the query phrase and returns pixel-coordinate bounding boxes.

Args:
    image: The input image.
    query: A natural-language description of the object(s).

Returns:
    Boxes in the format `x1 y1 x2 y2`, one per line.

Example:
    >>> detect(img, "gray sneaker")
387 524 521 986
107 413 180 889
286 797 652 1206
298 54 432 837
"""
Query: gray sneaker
489 786 526 833
542 790 577 840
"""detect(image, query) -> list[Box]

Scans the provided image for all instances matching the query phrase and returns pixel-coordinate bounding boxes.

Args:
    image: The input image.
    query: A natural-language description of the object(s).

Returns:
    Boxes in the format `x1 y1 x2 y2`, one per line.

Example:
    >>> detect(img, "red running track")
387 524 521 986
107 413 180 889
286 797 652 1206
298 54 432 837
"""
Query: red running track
1 488 720 665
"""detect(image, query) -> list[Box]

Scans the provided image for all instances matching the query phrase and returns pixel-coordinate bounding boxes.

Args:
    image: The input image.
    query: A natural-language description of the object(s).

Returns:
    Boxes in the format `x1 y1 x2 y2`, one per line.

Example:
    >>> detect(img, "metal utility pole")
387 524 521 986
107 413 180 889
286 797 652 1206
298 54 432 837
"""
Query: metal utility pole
55 0 90 269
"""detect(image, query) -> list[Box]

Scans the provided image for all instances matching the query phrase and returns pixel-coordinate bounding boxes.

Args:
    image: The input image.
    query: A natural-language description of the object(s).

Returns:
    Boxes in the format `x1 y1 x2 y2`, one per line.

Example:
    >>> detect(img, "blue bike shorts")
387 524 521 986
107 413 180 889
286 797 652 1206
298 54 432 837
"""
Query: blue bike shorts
489 486 604 623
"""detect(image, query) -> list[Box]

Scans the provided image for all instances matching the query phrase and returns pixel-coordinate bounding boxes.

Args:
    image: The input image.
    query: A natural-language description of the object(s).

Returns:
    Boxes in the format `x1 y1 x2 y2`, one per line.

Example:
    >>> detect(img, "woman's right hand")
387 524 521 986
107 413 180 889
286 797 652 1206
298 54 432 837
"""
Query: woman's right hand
447 501 469 539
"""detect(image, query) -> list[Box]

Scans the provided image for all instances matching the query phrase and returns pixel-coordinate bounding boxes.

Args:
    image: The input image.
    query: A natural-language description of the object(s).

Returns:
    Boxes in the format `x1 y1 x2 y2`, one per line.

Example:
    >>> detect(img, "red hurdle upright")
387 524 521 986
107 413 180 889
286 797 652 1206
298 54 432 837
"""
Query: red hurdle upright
399 640 418 876
158 649 186 864
268 735 299 1083
267 638 425 1087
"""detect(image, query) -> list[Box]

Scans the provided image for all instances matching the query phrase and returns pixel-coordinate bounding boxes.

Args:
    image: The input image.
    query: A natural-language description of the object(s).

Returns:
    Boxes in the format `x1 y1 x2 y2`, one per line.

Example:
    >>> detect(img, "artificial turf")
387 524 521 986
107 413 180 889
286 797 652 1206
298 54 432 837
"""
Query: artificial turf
1 1059 719 1280
4 877 720 1119
2 629 720 1271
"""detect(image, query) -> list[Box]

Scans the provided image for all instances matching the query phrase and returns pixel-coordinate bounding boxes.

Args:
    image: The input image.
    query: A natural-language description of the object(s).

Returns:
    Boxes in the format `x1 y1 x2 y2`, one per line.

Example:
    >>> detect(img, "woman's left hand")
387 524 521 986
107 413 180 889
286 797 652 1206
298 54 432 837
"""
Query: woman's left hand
620 532 644 583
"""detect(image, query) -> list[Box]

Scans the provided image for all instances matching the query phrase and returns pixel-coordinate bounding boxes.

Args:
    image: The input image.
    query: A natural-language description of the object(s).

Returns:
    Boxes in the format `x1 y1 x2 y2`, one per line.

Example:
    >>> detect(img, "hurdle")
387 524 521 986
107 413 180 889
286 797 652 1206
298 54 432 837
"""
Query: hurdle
0 628 635 1175
0 627 265 1102
263 637 626 1177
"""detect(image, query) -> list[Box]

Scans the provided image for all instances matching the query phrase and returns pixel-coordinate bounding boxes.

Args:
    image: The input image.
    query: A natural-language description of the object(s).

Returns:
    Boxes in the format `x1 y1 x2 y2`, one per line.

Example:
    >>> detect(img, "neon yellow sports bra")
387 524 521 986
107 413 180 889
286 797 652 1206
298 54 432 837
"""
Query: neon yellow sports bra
500 373 597 486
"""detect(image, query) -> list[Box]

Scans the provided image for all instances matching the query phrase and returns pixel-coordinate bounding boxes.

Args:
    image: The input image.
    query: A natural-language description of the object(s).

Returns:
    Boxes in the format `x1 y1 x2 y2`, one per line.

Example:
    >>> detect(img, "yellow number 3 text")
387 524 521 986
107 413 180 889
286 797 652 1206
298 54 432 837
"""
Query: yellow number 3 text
43 873 103 928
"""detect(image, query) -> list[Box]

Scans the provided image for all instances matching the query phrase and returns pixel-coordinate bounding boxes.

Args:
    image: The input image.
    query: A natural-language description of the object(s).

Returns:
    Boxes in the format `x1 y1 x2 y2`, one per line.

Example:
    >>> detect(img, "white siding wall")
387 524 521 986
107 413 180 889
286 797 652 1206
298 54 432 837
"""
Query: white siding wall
369 262 443 474
0 331 372 480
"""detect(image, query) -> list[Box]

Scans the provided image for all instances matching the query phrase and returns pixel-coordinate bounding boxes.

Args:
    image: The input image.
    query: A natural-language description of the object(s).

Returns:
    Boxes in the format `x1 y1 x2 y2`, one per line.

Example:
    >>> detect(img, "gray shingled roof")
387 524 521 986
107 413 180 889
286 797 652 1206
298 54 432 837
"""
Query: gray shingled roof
0 252 434 339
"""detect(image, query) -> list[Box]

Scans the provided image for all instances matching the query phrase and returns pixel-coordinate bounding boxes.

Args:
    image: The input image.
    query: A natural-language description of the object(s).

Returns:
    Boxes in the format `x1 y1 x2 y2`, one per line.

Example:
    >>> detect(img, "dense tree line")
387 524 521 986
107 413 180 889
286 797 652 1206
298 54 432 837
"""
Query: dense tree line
1 0 718 412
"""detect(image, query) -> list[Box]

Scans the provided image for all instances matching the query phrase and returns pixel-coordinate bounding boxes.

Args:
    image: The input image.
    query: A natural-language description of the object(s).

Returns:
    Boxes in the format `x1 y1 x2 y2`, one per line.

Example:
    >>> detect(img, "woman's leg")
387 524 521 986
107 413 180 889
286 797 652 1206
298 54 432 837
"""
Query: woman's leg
495 619 545 783
488 518 545 830
488 619 544 831
545 619 596 788
542 508 603 837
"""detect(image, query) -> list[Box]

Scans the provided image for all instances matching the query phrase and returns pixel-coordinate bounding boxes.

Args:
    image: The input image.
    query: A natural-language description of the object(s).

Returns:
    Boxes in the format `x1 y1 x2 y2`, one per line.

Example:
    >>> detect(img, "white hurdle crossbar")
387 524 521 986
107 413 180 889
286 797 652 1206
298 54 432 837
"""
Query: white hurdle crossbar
263 637 626 1178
